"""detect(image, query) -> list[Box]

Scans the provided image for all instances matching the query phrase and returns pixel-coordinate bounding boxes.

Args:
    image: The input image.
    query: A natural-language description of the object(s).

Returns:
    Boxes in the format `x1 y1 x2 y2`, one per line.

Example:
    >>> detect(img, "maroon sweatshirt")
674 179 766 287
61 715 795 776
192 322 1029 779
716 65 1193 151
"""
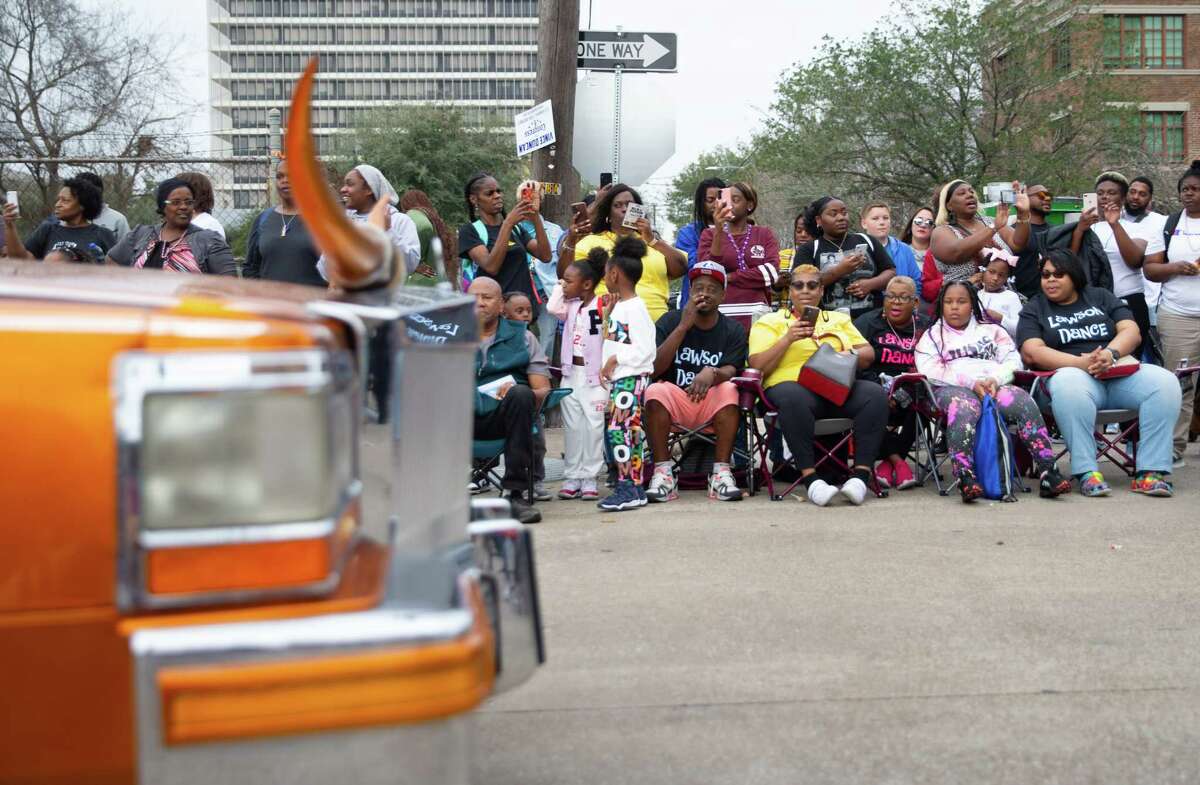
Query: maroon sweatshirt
698 223 781 310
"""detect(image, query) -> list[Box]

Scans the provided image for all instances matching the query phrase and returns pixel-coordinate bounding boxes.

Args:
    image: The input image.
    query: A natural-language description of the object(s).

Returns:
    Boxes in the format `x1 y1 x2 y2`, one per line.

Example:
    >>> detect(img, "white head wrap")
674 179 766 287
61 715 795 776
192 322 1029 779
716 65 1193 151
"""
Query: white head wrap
352 164 399 206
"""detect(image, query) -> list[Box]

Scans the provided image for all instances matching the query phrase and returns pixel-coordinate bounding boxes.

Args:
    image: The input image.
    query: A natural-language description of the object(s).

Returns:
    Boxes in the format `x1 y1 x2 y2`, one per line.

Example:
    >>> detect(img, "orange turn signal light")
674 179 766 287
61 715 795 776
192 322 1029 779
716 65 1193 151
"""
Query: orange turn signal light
156 582 495 744
146 539 331 596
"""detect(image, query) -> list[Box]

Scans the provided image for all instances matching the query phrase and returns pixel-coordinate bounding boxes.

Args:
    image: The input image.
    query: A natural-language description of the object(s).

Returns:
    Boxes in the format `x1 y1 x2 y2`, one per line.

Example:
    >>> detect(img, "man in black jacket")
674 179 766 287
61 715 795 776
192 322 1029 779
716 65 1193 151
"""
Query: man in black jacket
1012 185 1113 299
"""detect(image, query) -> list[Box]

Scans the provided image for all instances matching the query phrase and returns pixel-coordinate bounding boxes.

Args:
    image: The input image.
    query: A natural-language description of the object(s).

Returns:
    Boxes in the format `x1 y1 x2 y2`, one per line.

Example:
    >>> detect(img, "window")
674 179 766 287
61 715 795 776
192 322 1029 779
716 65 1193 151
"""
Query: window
1051 23 1070 75
1142 112 1187 161
1104 15 1184 69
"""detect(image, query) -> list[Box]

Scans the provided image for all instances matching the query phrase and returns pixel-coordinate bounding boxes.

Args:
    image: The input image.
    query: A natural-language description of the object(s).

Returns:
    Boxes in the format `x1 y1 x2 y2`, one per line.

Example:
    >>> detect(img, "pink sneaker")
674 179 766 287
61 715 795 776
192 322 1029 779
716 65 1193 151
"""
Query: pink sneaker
891 459 918 490
873 461 894 490
580 480 599 501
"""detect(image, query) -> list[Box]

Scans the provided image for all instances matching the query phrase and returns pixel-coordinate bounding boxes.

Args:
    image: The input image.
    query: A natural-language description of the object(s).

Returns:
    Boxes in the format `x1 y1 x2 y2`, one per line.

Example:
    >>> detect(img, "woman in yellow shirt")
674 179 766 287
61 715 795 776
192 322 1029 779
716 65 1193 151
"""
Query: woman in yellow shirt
748 264 889 507
561 185 686 323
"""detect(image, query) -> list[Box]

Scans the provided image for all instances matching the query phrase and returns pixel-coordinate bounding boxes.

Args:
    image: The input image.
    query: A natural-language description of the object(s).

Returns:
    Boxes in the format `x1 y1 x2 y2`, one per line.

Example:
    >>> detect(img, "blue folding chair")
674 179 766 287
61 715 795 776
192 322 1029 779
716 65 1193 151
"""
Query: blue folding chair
472 387 573 499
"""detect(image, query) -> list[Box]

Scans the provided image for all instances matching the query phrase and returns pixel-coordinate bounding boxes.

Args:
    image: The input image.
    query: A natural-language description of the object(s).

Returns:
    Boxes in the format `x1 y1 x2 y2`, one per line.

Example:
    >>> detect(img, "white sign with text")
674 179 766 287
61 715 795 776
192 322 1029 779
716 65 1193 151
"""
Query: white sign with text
515 100 556 157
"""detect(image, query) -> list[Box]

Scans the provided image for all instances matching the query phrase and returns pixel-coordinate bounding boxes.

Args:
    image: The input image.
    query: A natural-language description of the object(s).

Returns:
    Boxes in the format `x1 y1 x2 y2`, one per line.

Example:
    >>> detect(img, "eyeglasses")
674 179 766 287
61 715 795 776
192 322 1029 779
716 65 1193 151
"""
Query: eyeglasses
165 199 195 208
883 293 916 303
790 280 822 291
912 218 934 228
1040 269 1067 280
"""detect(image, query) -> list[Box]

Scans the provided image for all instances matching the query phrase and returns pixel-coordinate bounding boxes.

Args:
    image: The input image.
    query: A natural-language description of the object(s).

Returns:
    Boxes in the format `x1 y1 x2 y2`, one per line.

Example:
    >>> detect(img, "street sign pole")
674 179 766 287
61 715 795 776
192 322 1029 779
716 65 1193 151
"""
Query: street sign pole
612 64 622 183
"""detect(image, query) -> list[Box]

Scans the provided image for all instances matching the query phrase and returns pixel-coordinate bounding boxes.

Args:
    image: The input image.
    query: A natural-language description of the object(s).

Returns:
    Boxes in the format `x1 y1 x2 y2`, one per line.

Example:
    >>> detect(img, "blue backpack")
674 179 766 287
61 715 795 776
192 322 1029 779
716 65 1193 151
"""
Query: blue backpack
972 394 1020 501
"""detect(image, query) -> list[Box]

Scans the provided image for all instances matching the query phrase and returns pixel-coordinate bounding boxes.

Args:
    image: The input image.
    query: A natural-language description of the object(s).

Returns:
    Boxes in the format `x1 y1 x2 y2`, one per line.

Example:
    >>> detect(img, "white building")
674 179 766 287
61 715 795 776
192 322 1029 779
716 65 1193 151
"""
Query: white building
206 0 539 208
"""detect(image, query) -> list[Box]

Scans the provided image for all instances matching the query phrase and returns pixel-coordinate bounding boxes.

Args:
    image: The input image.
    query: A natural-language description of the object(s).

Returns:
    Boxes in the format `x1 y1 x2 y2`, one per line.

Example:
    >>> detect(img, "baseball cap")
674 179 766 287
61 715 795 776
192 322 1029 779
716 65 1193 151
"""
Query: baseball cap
688 261 727 287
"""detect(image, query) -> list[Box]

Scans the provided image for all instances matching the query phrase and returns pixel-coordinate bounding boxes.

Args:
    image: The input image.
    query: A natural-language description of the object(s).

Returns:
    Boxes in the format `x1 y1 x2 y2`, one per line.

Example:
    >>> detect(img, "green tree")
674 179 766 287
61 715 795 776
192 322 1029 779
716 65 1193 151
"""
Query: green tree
336 105 526 226
672 0 1142 227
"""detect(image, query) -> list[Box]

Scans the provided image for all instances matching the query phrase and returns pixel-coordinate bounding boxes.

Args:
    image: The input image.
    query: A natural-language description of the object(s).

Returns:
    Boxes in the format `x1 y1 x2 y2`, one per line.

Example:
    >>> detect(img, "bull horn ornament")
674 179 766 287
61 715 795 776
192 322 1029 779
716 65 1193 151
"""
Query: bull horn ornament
286 57 397 290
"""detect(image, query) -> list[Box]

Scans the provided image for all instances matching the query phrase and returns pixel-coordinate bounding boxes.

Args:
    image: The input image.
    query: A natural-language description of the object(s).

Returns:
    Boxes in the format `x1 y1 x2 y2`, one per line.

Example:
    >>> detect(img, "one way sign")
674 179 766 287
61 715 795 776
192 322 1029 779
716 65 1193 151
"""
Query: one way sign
577 31 677 73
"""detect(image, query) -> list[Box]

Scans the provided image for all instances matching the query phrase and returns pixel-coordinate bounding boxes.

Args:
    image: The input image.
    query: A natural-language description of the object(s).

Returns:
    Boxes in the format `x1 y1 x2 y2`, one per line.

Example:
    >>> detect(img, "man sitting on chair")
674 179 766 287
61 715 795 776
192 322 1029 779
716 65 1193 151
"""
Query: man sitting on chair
470 277 550 524
644 261 749 502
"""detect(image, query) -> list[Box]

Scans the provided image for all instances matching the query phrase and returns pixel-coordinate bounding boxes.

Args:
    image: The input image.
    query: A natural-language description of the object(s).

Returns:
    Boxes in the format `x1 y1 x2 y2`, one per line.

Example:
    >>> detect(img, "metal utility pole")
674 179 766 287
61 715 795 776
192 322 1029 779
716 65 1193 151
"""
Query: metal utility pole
532 0 579 227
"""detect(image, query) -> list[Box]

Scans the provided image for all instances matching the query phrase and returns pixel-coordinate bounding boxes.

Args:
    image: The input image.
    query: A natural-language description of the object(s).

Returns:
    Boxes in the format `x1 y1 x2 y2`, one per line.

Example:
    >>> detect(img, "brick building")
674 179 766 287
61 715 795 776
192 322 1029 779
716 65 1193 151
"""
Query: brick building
1050 1 1199 170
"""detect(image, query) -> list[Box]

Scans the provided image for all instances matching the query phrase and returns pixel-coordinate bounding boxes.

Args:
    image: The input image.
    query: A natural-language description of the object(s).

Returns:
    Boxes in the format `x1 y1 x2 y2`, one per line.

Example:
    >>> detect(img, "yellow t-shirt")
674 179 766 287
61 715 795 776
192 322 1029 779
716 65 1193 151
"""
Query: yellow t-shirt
576 231 671 323
748 309 867 390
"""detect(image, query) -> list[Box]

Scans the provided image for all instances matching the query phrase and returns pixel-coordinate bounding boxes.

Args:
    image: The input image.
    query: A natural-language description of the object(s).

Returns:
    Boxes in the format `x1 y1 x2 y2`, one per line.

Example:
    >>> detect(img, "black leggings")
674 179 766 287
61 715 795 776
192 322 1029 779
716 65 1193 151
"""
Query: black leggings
765 380 888 471
881 405 919 459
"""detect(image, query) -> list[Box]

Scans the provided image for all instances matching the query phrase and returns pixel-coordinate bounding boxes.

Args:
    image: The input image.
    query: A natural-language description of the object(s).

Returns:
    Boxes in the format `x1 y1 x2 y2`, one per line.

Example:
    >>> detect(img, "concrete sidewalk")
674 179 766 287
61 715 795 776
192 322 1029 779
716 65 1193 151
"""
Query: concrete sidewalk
473 432 1200 784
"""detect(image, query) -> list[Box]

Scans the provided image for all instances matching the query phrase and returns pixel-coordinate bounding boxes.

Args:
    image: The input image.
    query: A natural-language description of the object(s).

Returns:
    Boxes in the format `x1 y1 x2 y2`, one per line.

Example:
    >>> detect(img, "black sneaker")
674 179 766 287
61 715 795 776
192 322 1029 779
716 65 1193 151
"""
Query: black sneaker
508 495 542 524
598 480 645 512
1038 466 1071 498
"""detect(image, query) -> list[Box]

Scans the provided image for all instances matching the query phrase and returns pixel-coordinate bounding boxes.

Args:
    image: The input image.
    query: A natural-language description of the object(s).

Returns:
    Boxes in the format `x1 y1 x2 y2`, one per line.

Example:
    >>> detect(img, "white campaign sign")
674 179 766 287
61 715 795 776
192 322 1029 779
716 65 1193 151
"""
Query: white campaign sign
514 100 556 157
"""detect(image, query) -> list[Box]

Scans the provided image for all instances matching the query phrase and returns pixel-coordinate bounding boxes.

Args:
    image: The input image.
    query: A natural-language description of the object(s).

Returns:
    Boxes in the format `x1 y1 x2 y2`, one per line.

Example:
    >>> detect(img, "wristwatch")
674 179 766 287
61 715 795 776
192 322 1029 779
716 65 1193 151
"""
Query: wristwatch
1106 347 1120 363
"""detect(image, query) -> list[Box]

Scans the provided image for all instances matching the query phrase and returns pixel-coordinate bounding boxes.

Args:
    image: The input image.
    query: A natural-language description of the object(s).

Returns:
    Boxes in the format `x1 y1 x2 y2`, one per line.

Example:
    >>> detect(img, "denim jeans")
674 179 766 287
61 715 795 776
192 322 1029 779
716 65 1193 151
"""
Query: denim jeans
1046 365 1181 476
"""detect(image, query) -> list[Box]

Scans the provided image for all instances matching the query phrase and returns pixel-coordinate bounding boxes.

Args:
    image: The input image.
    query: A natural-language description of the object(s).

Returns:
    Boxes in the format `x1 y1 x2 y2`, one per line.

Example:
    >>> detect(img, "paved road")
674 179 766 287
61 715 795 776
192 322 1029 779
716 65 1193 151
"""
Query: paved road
474 435 1200 784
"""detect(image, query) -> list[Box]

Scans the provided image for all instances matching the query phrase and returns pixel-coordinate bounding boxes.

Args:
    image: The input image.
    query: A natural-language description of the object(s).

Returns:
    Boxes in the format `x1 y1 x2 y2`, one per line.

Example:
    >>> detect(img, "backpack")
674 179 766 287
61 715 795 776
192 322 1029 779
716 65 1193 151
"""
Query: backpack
462 220 543 304
1164 210 1183 253
972 394 1020 501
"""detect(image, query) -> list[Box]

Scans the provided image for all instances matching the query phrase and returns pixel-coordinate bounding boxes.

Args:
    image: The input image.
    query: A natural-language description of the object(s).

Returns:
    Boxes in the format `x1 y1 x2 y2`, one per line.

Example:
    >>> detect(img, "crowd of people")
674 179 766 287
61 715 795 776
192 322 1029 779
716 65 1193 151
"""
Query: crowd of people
462 160 1200 523
3 156 1200 525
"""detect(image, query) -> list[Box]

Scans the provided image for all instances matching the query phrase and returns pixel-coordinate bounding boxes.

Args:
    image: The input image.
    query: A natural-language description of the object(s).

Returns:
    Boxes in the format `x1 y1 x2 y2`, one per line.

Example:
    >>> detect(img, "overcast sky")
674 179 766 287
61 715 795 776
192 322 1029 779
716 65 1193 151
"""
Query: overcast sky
90 0 895 184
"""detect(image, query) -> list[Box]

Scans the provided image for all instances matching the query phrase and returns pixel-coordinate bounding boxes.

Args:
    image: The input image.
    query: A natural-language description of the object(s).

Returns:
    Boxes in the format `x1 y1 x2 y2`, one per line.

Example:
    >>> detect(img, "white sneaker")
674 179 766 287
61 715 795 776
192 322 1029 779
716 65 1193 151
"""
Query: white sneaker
708 465 743 501
646 466 678 502
806 478 838 507
839 477 868 506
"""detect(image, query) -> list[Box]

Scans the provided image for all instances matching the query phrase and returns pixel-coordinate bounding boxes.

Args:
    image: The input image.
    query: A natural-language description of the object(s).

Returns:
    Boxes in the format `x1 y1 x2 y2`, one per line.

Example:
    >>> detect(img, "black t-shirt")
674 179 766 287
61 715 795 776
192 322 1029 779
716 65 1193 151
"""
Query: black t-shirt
1013 221 1051 299
654 309 747 388
1017 287 1133 357
458 221 537 314
257 212 324 286
796 233 895 320
24 221 116 262
854 308 931 378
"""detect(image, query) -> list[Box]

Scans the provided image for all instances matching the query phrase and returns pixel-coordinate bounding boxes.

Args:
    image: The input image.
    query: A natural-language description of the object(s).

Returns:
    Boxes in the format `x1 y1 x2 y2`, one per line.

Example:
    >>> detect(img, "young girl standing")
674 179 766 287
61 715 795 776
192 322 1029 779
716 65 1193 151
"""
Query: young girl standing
598 236 657 512
546 248 610 501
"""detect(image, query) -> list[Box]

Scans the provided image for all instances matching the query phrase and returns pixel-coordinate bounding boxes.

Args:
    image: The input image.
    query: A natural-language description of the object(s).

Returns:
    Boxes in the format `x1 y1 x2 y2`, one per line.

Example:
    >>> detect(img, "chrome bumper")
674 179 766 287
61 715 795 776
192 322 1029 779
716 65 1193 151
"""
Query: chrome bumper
130 513 542 785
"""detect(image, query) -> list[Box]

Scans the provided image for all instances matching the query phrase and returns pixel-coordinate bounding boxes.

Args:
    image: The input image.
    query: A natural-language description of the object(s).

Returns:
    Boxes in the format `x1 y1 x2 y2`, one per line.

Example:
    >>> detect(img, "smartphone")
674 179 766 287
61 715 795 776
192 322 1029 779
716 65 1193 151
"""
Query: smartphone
999 189 1014 205
1083 192 1098 213
719 187 732 207
800 305 821 324
517 180 537 202
570 201 588 222
599 172 613 188
4 191 17 216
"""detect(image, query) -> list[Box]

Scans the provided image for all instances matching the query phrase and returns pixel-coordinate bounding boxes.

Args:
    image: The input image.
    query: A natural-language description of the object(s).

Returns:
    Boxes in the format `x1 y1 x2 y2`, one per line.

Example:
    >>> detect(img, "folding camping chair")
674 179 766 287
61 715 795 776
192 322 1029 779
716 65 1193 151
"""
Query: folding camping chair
732 370 888 501
1012 364 1200 478
471 387 573 498
646 393 760 496
894 372 1031 496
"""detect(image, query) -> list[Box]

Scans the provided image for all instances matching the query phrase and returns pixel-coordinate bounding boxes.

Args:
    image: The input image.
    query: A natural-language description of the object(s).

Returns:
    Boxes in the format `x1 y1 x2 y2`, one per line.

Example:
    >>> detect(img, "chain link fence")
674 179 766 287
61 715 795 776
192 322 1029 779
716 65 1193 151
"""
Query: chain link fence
0 157 275 261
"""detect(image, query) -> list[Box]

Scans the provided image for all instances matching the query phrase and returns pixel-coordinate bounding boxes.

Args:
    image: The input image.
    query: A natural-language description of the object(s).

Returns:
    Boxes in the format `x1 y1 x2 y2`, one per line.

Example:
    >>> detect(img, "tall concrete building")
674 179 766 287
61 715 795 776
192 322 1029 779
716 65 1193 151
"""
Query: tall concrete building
206 0 539 208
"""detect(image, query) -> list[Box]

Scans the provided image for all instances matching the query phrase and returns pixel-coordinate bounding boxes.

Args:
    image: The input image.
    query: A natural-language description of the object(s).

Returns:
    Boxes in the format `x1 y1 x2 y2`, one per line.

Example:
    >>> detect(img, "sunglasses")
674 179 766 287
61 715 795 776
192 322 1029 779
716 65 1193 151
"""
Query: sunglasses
1040 269 1067 280
912 218 934 228
1031 191 1053 200
790 280 822 291
164 199 195 208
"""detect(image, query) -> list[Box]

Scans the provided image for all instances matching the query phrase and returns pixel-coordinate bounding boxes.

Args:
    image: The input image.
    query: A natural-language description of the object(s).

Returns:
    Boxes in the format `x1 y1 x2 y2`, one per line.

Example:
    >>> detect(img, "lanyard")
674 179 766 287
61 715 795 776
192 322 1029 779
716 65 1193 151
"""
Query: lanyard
724 225 754 271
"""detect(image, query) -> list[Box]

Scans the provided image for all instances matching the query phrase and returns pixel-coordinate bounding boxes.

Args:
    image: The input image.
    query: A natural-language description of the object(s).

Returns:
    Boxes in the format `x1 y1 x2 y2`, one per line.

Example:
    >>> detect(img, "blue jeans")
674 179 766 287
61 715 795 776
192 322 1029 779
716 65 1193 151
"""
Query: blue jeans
535 306 559 362
1047 365 1181 476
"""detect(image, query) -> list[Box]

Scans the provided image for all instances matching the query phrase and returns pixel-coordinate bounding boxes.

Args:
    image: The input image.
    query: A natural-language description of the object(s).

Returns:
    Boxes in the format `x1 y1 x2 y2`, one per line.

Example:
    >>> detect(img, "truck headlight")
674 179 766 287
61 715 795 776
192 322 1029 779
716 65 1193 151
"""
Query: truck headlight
141 391 336 530
114 349 359 610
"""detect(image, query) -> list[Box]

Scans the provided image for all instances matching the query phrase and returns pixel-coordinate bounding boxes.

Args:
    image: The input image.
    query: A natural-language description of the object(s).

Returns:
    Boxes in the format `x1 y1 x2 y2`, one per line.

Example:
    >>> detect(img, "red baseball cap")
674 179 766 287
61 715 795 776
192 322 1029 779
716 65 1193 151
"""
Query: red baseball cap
688 261 727 287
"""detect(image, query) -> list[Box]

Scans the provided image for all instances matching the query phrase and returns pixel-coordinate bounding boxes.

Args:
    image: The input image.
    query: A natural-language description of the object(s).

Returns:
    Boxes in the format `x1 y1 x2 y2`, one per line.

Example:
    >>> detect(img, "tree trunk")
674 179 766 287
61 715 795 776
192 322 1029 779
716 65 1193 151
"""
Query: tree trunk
532 0 579 228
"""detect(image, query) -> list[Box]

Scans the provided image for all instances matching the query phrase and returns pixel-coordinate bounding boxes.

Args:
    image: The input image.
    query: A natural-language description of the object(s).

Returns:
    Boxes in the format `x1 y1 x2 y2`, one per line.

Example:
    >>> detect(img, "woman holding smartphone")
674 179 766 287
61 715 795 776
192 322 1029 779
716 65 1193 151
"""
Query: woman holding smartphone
699 181 781 327
674 177 726 308
748 264 888 507
571 184 687 323
1144 159 1200 464
796 196 895 322
923 179 1028 303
